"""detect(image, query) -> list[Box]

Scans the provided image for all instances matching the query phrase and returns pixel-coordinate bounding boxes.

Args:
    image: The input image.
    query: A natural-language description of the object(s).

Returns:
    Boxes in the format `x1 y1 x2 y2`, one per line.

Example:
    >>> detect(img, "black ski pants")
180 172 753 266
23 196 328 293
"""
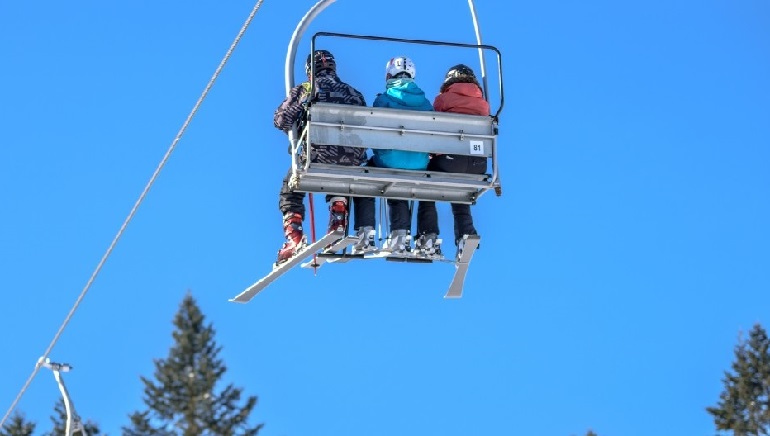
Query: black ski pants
278 169 375 231
417 154 487 243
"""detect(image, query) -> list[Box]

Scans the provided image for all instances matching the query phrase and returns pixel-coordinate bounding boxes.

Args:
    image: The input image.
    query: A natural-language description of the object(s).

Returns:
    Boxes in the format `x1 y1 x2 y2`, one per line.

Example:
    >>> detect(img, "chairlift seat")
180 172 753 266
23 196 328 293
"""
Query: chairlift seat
290 102 500 204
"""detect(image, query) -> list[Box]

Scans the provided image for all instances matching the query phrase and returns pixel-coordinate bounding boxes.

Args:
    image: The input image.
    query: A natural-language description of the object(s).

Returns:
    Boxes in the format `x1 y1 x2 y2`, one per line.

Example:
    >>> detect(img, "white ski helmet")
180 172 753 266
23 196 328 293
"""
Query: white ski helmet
385 56 416 79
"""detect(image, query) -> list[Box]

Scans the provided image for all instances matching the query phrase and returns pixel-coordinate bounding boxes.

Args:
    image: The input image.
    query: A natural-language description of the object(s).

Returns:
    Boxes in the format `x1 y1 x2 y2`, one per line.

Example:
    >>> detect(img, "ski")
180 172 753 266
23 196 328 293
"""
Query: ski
300 235 360 269
444 234 481 299
230 230 346 303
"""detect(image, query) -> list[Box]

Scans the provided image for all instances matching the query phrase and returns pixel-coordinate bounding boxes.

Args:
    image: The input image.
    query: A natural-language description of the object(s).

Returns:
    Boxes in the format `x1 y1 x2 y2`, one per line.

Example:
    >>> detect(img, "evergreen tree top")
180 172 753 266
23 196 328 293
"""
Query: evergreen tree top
123 293 263 436
707 323 770 435
0 412 36 436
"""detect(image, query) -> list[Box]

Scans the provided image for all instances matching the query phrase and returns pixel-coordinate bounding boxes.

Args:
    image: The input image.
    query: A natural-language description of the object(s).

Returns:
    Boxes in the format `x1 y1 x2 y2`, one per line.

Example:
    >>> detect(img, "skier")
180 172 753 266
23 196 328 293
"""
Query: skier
415 64 490 259
273 50 371 265
351 56 434 255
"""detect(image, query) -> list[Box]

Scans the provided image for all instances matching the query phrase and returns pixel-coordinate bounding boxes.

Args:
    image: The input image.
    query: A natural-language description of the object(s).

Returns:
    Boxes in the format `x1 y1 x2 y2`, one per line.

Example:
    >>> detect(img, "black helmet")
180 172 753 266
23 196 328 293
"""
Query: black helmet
444 64 476 82
305 49 336 76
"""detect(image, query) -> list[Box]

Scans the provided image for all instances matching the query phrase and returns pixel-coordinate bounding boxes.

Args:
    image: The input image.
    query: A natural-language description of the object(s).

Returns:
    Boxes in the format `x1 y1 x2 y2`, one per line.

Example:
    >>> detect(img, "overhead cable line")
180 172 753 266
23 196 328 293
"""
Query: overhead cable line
0 0 266 427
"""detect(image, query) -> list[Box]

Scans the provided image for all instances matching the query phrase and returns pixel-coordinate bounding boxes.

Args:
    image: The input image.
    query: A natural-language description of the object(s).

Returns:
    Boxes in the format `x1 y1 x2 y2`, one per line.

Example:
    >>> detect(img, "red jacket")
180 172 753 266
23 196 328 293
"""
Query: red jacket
433 82 490 116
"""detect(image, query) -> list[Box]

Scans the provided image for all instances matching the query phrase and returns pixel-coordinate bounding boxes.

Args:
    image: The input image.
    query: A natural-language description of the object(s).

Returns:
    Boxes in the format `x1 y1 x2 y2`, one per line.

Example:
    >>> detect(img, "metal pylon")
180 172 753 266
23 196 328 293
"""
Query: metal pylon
40 358 89 436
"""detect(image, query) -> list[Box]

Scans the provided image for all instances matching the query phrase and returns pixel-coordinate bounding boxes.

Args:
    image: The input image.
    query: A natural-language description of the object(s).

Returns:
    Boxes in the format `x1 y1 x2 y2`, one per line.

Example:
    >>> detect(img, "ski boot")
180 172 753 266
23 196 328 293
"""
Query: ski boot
327 197 348 233
383 229 411 255
351 226 377 255
455 234 480 262
275 213 306 267
415 233 442 258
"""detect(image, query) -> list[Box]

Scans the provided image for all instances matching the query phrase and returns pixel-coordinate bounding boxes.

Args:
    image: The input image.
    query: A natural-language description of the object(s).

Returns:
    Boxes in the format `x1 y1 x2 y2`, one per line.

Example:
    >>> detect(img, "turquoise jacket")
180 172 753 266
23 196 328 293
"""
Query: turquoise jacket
372 79 434 170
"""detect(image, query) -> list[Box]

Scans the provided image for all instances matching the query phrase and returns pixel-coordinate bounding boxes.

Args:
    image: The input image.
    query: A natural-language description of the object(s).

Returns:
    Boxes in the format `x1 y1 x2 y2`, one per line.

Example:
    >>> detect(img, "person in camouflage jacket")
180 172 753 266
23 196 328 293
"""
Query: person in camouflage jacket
272 49 372 265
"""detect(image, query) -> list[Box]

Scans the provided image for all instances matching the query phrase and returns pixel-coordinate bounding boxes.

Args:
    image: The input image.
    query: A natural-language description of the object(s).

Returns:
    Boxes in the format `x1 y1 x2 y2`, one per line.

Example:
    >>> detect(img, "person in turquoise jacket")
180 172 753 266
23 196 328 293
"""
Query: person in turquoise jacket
371 58 434 169
352 56 434 255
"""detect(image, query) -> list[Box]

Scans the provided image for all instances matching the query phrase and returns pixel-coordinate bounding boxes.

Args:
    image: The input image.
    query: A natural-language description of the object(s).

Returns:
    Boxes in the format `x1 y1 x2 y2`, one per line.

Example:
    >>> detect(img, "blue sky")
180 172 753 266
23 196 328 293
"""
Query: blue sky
1 0 769 435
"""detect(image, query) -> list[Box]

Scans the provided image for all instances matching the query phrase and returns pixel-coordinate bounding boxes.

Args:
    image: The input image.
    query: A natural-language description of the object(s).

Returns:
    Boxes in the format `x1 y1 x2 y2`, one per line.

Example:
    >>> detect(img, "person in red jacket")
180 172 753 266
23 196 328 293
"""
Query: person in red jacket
415 64 490 259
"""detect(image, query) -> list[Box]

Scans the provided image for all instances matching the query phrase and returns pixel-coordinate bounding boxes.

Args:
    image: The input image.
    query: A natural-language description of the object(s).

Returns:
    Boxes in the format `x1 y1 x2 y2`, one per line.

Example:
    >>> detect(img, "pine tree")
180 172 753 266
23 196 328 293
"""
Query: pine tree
707 323 770 435
123 293 263 436
0 412 36 436
46 397 102 436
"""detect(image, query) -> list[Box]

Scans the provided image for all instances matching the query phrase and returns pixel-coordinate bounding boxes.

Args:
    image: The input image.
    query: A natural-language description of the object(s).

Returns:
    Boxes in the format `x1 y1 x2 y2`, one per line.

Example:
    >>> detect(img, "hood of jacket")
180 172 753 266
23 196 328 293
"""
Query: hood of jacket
370 79 432 170
373 79 434 111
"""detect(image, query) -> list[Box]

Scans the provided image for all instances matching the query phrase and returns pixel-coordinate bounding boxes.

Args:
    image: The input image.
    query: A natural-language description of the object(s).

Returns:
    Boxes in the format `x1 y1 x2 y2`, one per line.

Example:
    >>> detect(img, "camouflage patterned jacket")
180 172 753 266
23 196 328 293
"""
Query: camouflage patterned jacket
273 70 368 166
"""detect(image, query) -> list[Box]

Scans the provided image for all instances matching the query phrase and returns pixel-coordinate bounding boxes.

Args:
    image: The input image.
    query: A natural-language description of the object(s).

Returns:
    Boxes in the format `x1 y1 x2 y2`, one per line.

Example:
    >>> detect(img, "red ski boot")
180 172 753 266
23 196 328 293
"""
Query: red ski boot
275 213 306 266
327 197 348 233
